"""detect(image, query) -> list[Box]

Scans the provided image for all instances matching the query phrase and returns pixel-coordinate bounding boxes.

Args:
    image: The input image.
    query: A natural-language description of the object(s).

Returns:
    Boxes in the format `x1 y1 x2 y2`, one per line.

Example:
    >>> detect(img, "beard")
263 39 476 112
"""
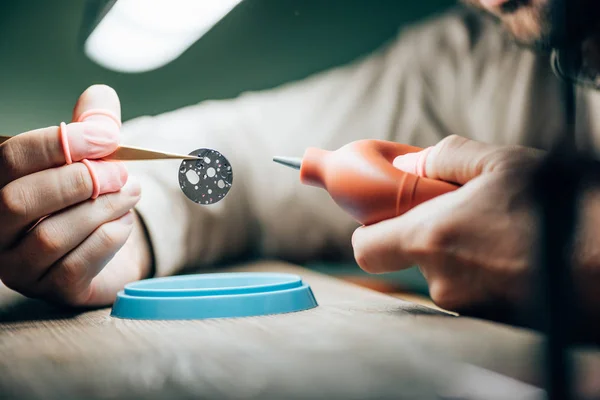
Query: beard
461 0 599 50
462 0 600 87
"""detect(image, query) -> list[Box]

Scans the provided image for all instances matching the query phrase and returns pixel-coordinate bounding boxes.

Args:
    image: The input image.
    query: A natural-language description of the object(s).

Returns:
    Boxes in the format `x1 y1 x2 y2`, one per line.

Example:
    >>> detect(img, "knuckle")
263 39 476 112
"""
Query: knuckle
44 257 94 306
33 223 63 254
70 164 93 198
419 221 454 253
0 142 20 179
0 184 29 220
433 135 474 167
95 222 124 250
492 146 542 172
100 194 121 217
52 258 85 289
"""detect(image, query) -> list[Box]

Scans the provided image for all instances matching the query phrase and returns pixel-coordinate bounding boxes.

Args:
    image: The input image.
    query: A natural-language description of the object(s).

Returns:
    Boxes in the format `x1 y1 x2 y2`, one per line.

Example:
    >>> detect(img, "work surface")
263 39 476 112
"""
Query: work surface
1 261 599 399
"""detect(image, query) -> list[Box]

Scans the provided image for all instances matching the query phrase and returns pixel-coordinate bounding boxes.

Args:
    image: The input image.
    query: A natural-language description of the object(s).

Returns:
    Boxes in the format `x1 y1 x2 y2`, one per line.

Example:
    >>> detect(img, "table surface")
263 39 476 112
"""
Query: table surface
1 261 599 399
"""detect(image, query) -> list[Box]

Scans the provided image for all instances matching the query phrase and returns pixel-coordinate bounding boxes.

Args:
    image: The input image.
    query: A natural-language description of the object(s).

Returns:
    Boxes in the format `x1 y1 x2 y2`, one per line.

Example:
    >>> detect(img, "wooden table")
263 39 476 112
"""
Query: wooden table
1 261 599 399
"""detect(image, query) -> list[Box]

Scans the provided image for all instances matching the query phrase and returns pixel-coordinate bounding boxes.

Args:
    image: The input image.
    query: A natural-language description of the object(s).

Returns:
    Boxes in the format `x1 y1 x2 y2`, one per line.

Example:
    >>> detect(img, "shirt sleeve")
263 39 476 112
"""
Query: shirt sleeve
120 8 478 277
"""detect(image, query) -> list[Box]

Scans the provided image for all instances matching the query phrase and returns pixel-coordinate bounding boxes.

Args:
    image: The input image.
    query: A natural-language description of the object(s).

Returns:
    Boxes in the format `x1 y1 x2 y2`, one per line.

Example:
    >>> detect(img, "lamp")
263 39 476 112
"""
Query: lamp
82 0 243 73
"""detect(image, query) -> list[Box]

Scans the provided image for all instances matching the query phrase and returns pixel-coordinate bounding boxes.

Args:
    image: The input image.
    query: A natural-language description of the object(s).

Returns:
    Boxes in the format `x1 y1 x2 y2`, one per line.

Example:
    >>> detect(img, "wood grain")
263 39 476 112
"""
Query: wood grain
0 261 598 399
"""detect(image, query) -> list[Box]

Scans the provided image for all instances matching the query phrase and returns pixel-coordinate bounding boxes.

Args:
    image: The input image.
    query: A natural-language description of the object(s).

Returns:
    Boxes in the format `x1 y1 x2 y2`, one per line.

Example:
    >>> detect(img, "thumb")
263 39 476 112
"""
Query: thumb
352 209 429 274
393 135 504 185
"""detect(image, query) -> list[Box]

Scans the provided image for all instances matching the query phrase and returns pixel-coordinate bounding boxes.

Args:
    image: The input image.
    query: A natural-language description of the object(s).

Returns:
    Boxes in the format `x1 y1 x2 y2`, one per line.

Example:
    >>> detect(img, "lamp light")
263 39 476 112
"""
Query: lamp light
83 0 243 73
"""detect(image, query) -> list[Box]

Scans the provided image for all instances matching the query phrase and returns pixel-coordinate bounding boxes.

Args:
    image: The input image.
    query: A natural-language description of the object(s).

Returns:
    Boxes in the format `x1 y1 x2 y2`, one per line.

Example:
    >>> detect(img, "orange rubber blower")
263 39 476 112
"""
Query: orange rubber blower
273 140 459 226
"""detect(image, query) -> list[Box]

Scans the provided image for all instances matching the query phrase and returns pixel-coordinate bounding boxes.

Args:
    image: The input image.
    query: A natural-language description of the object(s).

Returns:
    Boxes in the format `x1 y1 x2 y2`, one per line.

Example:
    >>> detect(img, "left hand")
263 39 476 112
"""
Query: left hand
0 85 152 307
351 135 546 314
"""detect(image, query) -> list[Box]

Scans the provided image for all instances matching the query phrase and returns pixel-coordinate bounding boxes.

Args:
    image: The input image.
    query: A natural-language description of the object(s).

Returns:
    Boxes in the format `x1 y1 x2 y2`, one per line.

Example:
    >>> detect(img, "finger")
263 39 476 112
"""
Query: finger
392 135 505 185
0 127 67 187
352 215 419 274
69 84 122 161
0 85 122 187
38 212 135 305
84 213 151 306
351 190 460 274
0 161 128 249
0 177 141 287
0 125 120 188
72 84 121 126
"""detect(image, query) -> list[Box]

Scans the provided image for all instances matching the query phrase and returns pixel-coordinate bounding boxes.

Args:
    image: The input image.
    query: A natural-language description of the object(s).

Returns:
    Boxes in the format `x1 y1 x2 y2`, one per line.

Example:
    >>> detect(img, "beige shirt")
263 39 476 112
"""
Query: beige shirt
122 6 600 277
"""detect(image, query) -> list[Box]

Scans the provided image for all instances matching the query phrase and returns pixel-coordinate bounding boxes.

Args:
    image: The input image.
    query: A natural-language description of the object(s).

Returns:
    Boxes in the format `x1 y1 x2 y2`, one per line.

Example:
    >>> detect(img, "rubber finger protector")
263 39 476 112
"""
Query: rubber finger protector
59 122 73 165
60 109 120 166
75 108 121 200
81 159 101 200
416 147 433 178
77 109 121 128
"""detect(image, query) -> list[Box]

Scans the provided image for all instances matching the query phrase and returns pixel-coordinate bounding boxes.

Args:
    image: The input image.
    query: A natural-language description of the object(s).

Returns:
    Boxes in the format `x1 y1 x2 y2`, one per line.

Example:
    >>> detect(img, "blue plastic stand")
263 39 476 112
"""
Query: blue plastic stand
111 272 318 320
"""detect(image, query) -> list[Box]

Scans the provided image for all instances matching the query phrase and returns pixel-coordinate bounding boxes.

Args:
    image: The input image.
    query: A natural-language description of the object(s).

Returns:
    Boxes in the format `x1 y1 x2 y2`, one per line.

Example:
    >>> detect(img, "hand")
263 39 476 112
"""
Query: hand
352 135 546 314
0 85 151 307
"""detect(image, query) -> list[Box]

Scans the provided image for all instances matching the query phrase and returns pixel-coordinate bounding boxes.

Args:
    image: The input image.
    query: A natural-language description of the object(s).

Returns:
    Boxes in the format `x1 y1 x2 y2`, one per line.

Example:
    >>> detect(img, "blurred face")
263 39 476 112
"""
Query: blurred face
463 0 600 85
462 0 600 50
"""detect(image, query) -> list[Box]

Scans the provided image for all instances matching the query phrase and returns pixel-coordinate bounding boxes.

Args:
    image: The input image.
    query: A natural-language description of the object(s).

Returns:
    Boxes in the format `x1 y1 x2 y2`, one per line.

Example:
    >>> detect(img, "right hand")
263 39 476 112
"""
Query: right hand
0 85 149 306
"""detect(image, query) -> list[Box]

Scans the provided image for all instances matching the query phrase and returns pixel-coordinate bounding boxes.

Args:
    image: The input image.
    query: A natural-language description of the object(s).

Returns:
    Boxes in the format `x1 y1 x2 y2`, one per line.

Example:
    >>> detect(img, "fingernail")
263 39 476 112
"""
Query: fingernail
393 147 432 177
67 121 119 161
90 160 128 195
393 152 421 175
351 226 364 247
121 175 142 197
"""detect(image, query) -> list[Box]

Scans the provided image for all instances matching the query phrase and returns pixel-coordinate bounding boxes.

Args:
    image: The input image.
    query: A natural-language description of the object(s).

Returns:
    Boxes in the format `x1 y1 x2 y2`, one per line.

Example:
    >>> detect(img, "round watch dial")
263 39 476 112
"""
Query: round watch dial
178 148 233 204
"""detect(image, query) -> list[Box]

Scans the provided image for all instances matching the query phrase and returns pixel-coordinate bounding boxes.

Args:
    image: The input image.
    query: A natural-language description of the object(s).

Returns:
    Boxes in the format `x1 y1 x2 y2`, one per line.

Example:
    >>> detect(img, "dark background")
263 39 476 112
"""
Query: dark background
0 0 454 133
